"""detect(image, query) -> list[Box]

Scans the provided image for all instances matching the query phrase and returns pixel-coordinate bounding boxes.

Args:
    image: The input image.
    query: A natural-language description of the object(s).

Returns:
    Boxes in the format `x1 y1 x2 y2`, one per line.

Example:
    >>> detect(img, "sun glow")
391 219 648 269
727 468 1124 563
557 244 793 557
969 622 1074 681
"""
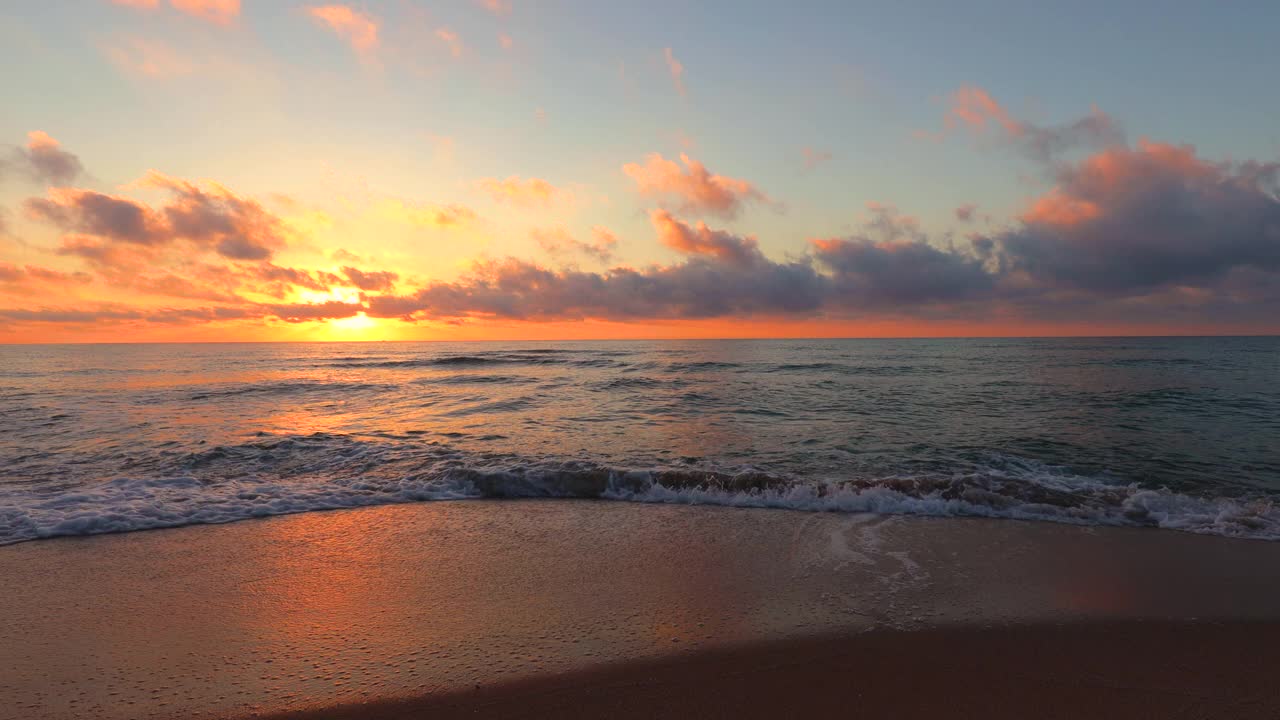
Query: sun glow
325 312 377 338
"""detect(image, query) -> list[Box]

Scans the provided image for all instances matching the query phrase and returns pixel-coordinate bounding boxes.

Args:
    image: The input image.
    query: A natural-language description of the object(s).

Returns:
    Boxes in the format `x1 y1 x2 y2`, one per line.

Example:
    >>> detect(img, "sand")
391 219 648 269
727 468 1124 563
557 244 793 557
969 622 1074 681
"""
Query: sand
2 501 1279 719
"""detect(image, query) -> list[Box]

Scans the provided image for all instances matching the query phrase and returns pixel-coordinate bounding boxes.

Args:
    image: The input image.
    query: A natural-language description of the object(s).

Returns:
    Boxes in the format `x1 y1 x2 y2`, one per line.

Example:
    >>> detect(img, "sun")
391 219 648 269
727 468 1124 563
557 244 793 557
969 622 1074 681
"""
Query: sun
324 312 378 339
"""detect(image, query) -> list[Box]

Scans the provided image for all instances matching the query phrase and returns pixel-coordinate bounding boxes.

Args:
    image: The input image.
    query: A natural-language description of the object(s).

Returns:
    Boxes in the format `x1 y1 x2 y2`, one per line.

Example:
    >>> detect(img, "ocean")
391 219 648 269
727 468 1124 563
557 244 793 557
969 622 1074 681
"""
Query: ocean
1 337 1277 544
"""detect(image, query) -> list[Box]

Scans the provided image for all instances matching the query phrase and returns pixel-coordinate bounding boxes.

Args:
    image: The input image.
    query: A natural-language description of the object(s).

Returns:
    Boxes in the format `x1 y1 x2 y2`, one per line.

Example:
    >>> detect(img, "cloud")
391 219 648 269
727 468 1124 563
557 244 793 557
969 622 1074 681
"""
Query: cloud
341 266 399 292
985 139 1280 293
0 302 359 326
102 37 198 78
364 213 826 322
113 0 240 25
478 176 570 208
435 28 463 58
262 300 363 323
650 209 760 267
27 172 291 260
359 138 1280 328
801 147 833 171
476 0 512 16
308 5 380 56
250 264 341 296
365 255 827 322
624 153 770 219
814 245 992 308
27 190 168 244
3 131 84 187
169 0 240 25
498 33 514 51
377 198 477 228
944 85 1125 163
0 262 94 293
9 112 1277 334
532 226 618 264
663 48 685 97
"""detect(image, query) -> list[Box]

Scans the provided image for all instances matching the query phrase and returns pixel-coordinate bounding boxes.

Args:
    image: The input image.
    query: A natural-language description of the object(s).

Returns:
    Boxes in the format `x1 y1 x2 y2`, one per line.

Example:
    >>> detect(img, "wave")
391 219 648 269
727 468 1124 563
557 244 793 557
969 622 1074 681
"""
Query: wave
188 381 397 400
328 353 623 369
1 438 1275 545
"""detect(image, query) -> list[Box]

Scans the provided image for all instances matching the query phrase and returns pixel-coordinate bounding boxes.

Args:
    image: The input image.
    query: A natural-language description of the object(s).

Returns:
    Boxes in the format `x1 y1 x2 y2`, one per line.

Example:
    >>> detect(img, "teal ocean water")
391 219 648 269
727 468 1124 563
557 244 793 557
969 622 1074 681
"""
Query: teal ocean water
1 337 1277 543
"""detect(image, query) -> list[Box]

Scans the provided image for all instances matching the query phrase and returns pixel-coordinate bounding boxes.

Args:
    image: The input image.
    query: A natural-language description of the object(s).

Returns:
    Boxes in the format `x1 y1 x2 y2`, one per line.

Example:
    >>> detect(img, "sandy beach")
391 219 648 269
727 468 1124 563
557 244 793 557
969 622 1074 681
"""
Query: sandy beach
3 501 1279 719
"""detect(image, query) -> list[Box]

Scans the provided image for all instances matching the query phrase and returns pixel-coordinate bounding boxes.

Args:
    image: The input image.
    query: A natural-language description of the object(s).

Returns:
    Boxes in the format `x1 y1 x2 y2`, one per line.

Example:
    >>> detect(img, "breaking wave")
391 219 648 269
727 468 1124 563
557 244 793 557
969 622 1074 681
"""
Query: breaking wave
1 436 1275 545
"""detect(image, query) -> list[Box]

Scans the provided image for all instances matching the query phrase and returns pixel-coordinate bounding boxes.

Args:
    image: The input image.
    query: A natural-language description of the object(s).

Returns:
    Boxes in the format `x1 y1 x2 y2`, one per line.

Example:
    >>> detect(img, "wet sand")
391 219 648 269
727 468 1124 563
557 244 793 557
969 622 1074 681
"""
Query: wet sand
268 622 1280 720
2 501 1279 719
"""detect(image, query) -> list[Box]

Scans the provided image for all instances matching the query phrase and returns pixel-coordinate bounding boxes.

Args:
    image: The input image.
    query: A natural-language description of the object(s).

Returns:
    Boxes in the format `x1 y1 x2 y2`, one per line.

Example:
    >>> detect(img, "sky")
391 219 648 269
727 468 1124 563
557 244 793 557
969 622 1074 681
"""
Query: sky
1 0 1278 342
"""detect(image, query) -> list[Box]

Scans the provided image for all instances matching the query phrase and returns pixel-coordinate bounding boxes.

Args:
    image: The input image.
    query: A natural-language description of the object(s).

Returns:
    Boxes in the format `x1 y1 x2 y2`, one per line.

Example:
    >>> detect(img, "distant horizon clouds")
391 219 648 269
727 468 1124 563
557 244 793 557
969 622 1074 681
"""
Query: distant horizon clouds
1 2 1277 340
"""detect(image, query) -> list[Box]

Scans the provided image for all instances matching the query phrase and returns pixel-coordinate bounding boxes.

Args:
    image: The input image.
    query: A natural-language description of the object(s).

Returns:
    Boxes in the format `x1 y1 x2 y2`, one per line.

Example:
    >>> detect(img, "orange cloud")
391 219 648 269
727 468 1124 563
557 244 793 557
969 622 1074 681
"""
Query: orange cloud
498 33 514 50
801 146 832 170
1021 189 1101 227
109 0 239 24
0 262 94 295
170 0 239 25
308 5 380 55
478 176 570 208
376 199 477 228
435 28 463 58
946 85 1022 135
663 47 685 96
941 85 1125 163
531 226 618 263
1019 140 1217 229
103 38 197 78
650 209 760 266
477 0 512 16
623 153 769 219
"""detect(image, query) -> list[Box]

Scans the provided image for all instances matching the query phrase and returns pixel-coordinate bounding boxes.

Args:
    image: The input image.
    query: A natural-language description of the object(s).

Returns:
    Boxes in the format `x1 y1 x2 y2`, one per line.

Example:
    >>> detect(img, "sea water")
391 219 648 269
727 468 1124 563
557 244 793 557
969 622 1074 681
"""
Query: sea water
1 337 1277 543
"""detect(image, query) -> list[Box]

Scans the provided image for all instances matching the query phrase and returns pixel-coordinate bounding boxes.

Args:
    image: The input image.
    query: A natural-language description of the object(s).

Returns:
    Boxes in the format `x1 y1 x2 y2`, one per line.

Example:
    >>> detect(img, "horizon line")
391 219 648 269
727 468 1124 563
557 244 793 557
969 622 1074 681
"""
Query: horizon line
1 333 1277 346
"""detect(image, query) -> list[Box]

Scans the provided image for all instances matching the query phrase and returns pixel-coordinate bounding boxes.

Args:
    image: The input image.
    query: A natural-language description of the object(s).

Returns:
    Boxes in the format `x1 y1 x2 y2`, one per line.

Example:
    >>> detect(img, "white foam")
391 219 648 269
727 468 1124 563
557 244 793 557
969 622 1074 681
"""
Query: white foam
0 464 1276 545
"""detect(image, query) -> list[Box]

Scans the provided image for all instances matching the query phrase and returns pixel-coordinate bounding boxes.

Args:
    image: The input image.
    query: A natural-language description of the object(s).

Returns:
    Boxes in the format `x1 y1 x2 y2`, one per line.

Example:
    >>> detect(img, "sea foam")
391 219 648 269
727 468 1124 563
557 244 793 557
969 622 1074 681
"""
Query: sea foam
1 451 1275 545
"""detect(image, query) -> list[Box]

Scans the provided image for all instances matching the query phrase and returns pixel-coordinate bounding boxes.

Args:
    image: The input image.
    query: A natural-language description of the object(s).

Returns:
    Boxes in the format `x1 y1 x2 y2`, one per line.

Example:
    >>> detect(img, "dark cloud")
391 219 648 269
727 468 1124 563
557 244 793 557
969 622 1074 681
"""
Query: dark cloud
366 213 827 322
815 238 993 307
27 190 166 244
3 132 83 187
363 148 1280 327
26 172 288 260
946 86 1125 164
366 253 827 322
6 124 1278 333
341 266 399 291
986 141 1280 293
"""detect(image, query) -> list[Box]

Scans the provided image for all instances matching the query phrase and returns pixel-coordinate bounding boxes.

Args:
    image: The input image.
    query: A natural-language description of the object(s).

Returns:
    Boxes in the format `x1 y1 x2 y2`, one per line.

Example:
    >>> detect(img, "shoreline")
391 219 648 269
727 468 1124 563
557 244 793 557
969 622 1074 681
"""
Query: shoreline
3 501 1280 719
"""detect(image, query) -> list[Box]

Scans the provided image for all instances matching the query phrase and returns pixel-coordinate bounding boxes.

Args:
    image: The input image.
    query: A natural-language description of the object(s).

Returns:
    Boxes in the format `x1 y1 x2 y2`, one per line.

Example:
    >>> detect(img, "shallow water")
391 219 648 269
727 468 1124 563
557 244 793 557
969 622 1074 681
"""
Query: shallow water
1 337 1277 542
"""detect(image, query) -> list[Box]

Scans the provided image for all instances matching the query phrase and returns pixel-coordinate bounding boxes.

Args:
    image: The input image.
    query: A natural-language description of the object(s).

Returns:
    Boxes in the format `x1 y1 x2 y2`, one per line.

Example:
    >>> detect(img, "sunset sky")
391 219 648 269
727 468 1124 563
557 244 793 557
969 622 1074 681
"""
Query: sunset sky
1 0 1278 342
